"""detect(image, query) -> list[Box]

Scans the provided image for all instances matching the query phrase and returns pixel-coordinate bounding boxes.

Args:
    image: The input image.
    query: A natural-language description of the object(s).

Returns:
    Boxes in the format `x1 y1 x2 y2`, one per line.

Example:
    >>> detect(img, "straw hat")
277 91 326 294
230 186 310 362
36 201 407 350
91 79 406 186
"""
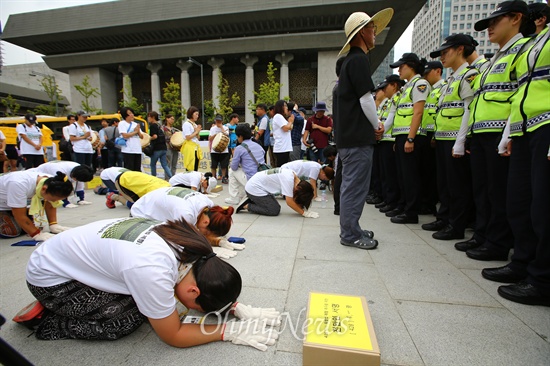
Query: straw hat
339 8 394 56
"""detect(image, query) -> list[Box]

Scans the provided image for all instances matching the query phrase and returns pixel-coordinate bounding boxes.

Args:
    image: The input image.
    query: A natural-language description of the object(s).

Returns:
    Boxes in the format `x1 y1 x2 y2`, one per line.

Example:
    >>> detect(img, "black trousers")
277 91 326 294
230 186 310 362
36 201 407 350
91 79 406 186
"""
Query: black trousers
378 141 400 207
370 144 383 197
333 155 342 213
470 133 513 253
435 140 472 234
394 135 423 217
23 154 44 169
274 152 289 167
419 133 438 211
507 124 550 294
123 153 142 172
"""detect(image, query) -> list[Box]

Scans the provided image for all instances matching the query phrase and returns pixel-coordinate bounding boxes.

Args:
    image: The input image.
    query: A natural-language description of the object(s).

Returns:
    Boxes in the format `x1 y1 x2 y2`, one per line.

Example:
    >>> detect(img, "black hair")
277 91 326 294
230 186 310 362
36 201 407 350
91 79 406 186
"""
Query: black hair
462 44 475 57
321 166 335 180
187 106 199 119
274 100 286 115
323 145 337 158
287 101 296 112
335 57 345 77
229 113 239 120
235 123 252 140
44 172 74 198
204 172 213 179
119 107 135 120
164 114 174 125
154 219 242 313
294 180 314 210
67 114 75 121
147 111 159 121
268 105 275 111
71 165 94 182
256 103 267 112
404 55 427 76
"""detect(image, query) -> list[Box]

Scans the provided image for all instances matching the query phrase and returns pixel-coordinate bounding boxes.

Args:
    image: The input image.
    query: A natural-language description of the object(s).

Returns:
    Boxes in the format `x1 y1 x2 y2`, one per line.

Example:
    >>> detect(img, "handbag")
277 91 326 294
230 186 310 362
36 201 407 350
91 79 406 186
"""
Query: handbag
115 123 133 147
142 145 153 157
241 143 271 172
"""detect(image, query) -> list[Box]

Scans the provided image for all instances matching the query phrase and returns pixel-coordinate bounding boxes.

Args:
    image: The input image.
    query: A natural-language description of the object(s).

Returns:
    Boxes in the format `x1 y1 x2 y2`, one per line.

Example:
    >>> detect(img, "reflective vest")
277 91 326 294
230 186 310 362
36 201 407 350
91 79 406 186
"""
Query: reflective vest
377 98 389 119
422 80 445 133
510 27 550 137
393 76 427 136
471 57 490 72
469 37 531 133
434 67 479 140
381 93 400 142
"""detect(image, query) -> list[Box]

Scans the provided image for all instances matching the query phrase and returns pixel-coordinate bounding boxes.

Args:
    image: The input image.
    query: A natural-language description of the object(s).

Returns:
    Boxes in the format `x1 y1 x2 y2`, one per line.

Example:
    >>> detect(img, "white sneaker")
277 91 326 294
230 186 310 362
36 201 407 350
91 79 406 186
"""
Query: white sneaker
77 200 92 205
224 197 240 205
65 203 78 209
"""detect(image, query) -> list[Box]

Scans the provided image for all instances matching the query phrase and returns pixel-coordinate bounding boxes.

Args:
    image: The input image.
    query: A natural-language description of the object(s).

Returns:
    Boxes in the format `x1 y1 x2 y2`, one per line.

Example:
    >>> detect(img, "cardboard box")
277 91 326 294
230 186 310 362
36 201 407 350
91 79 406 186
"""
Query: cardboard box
303 292 380 366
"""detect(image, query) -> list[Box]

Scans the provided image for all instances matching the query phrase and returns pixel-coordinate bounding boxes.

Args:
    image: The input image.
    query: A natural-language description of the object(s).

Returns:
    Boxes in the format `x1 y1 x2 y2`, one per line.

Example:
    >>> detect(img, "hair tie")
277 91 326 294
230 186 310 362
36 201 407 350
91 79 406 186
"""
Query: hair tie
202 252 217 260
222 206 229 210
63 175 68 182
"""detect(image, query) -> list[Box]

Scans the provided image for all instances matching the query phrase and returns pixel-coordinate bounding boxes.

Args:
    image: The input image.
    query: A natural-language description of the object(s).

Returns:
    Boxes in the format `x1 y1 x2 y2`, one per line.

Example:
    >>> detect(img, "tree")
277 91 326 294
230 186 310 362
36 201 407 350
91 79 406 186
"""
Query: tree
157 77 185 128
214 69 240 123
118 77 145 117
35 75 62 116
74 75 102 114
248 62 281 114
1 94 20 116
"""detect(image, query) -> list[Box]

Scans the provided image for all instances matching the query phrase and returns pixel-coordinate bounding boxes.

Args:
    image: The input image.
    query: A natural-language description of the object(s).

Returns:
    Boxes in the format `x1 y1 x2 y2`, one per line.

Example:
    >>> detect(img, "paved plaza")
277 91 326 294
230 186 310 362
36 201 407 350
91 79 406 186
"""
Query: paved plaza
1 185 549 365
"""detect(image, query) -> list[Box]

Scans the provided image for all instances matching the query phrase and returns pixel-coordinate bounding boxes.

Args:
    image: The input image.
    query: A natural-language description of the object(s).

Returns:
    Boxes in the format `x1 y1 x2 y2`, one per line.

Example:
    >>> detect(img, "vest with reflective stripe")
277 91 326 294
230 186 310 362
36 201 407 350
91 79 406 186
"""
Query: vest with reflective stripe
471 57 490 72
422 81 445 133
381 93 400 142
435 67 479 140
510 27 550 136
469 37 531 133
393 76 426 136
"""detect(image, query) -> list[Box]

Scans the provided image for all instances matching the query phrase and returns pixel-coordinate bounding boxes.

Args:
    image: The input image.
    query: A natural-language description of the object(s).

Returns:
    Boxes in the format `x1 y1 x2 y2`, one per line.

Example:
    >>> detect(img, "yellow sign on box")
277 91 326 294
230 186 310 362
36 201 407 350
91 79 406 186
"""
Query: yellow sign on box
305 293 373 351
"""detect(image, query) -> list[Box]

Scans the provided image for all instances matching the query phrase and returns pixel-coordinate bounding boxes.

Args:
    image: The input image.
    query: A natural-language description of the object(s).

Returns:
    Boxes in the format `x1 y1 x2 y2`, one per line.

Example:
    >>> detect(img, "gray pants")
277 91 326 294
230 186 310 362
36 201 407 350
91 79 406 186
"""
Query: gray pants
166 149 179 177
289 145 302 161
245 192 281 216
339 145 374 242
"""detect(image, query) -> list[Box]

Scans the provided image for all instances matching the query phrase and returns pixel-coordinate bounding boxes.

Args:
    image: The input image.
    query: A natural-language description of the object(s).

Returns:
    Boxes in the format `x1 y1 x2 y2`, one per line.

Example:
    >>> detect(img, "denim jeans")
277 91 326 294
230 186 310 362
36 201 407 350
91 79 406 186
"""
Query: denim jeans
150 149 172 178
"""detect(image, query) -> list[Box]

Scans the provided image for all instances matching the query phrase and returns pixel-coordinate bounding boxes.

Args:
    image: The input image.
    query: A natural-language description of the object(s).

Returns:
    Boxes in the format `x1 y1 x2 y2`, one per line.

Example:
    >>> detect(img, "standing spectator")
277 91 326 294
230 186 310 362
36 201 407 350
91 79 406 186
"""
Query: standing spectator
298 107 308 159
303 102 333 163
98 118 110 169
69 111 94 168
162 114 180 177
17 113 44 169
60 114 75 161
336 9 392 250
209 114 230 184
104 120 123 168
254 104 269 154
272 100 293 167
118 107 143 172
226 113 238 156
288 102 305 161
147 111 172 179
181 106 202 172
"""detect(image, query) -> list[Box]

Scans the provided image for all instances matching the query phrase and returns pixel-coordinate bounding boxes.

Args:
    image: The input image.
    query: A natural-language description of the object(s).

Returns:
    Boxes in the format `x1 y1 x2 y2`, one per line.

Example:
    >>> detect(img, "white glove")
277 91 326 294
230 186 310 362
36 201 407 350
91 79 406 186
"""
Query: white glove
32 231 55 241
49 224 71 234
65 203 78 209
219 238 246 251
206 193 220 198
314 197 323 202
222 320 278 351
232 303 281 326
212 246 238 259
77 200 92 205
302 210 319 219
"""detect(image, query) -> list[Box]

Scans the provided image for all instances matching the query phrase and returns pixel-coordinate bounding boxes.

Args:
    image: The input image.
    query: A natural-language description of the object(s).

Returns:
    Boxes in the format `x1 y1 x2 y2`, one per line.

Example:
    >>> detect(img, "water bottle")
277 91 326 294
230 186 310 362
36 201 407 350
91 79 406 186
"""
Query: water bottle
321 189 327 208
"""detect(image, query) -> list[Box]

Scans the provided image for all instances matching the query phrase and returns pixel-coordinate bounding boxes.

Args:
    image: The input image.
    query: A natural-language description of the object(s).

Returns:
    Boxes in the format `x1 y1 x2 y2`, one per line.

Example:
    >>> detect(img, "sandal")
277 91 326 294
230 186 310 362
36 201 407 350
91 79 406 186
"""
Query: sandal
340 237 378 250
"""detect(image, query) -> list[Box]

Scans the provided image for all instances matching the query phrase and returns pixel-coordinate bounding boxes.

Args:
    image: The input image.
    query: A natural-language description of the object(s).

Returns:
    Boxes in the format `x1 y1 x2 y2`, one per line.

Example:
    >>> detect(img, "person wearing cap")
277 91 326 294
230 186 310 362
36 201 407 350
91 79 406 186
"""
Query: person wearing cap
387 53 432 224
15 217 280 350
16 113 44 169
106 170 171 209
463 35 491 72
209 114 230 183
169 171 217 195
424 34 480 241
68 110 94 168
118 106 144 172
456 0 535 261
528 2 549 35
303 101 333 164
483 4 550 306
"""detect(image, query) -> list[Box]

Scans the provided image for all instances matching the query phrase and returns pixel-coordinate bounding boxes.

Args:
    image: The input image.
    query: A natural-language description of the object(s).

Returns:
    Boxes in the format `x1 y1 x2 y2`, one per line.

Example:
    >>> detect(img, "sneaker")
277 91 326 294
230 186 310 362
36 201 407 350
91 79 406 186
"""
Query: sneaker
106 192 115 201
340 237 378 250
77 200 92 205
222 177 229 184
65 203 78 209
106 198 116 209
12 300 45 330
224 197 240 205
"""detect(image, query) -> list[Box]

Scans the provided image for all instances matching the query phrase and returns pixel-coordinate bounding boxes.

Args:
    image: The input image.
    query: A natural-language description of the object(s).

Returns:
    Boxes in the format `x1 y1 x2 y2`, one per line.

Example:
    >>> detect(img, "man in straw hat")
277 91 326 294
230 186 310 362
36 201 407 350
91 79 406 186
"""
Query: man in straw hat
335 8 393 250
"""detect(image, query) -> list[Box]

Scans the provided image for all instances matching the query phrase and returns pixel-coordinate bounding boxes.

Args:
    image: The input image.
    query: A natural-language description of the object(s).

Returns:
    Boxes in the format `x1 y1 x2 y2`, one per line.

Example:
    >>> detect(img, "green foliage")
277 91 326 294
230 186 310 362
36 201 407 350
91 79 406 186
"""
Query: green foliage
203 99 215 127
158 77 185 128
34 104 57 116
74 75 101 115
118 76 145 117
214 69 240 124
0 94 20 116
248 62 281 114
35 75 63 116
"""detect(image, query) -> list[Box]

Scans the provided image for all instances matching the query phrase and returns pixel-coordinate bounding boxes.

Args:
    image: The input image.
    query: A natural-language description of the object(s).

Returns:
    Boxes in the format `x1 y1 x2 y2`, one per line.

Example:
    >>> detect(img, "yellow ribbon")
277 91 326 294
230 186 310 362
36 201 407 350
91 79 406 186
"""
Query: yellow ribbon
29 178 64 219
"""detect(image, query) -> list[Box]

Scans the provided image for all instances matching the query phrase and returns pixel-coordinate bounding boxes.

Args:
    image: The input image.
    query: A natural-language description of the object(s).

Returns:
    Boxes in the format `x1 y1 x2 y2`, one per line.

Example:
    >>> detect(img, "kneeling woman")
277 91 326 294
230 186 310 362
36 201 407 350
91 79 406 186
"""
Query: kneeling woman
110 170 171 208
0 171 73 240
169 171 217 194
131 187 242 258
241 168 317 218
16 218 279 349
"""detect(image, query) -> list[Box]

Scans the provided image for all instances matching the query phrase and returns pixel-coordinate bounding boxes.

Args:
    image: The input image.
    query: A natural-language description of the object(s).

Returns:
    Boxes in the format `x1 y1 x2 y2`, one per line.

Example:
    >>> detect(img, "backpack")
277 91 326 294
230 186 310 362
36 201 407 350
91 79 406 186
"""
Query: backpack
58 137 73 153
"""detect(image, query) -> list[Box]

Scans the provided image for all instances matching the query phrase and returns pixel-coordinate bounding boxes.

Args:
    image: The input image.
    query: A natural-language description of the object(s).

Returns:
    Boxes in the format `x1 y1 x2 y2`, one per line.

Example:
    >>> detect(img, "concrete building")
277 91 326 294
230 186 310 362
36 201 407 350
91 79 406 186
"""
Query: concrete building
372 48 396 86
2 0 424 124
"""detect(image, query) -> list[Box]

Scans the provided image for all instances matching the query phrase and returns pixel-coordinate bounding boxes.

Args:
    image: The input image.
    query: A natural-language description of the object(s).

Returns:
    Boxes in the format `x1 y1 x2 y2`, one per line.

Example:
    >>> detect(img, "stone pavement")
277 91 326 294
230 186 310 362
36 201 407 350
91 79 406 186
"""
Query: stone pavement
1 185 549 365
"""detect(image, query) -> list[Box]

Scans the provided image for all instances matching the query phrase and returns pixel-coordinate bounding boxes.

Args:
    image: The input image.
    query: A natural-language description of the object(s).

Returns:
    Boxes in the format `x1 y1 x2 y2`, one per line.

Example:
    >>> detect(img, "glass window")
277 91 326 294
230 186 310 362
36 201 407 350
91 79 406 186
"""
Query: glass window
468 5 473 11
460 24 465 29
453 24 458 30
490 4 496 9
461 5 466 11
475 14 480 19
475 4 480 10
460 14 465 20
467 23 472 29
480 40 485 46
483 4 488 10
467 14 472 20
474 31 478 37
453 15 458 20
454 5 458 11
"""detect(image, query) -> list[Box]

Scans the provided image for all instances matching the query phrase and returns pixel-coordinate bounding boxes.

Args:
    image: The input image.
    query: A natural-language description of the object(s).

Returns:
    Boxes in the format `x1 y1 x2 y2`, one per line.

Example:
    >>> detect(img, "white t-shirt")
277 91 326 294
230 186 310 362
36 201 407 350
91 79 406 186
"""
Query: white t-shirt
0 130 6 140
16 123 43 155
26 218 179 319
272 114 292 153
100 167 128 183
182 120 199 143
0 170 50 210
30 161 85 192
169 171 203 190
68 123 94 154
281 161 321 180
245 168 295 197
209 124 229 154
131 187 213 225
62 125 71 141
118 120 142 154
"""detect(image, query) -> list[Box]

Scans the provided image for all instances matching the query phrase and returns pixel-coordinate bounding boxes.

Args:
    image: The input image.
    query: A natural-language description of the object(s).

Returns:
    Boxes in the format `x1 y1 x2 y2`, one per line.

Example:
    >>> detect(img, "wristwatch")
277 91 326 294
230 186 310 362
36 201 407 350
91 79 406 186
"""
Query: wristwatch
407 137 415 143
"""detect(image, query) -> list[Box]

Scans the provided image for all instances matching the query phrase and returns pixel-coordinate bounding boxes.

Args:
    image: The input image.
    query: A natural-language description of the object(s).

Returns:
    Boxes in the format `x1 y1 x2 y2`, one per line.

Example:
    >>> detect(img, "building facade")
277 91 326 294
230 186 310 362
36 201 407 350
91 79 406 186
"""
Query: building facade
372 48 396 86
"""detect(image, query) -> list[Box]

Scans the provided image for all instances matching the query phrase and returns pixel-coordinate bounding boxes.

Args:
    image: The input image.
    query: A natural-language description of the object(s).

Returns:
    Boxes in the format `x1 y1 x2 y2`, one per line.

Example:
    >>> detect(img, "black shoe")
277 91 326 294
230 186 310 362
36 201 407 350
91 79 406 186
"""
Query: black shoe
422 219 447 231
455 237 482 252
385 208 403 217
379 204 396 213
236 197 251 213
340 237 378 250
367 196 383 205
362 230 374 239
466 247 509 261
482 265 526 283
390 214 419 224
432 225 464 240
374 201 387 209
334 210 340 216
419 206 437 215
498 282 550 306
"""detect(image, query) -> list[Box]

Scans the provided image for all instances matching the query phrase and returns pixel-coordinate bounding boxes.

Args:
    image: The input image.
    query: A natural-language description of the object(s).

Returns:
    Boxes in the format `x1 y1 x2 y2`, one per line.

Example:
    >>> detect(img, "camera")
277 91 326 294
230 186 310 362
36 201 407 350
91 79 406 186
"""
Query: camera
307 138 318 154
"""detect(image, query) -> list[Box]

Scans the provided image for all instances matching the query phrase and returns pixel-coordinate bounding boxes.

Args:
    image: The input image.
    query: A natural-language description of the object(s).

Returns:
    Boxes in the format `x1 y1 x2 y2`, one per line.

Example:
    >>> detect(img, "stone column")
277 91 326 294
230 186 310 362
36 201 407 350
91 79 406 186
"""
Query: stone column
176 59 192 109
207 57 225 108
240 54 258 125
118 65 134 104
275 52 294 99
146 62 162 112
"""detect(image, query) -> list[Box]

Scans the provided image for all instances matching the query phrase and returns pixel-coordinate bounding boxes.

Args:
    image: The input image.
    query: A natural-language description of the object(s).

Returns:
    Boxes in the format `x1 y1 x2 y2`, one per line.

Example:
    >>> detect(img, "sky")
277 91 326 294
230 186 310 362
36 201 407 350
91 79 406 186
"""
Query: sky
0 0 413 66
